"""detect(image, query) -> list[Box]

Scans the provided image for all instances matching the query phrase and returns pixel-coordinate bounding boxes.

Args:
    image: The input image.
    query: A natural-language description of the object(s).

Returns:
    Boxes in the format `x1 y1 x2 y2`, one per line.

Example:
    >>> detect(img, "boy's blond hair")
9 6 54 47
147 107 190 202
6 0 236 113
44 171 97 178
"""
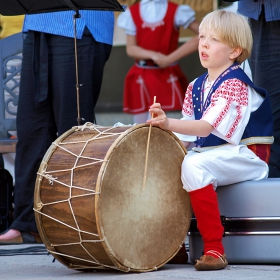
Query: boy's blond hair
199 10 252 64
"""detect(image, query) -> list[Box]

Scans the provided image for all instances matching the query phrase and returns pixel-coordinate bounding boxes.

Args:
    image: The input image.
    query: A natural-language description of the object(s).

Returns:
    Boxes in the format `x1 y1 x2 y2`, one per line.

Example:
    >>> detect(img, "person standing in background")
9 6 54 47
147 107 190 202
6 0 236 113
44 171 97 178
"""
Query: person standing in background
238 0 280 177
117 0 199 124
0 10 114 244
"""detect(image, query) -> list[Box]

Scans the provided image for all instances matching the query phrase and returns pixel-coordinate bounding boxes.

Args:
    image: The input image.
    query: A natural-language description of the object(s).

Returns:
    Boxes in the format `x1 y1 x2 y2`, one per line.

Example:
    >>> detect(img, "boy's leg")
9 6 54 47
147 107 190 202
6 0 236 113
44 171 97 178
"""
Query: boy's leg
188 184 227 270
181 146 268 270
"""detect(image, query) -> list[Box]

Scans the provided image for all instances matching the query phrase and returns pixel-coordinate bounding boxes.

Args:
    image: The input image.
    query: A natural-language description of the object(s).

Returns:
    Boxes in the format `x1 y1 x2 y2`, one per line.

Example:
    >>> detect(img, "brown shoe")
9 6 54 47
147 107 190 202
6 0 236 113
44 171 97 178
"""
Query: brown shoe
195 251 228 271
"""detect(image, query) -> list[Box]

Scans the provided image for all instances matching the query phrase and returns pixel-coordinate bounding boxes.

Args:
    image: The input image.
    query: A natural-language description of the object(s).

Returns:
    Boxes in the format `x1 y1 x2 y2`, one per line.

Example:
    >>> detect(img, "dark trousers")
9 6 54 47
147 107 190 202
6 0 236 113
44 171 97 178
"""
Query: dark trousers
0 154 3 168
11 30 111 232
249 9 280 178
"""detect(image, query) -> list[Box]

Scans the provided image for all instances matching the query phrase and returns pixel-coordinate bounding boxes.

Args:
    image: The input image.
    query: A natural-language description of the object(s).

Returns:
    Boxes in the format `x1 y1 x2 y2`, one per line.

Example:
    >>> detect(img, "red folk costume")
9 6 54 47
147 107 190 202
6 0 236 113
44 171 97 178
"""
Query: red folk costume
123 2 188 114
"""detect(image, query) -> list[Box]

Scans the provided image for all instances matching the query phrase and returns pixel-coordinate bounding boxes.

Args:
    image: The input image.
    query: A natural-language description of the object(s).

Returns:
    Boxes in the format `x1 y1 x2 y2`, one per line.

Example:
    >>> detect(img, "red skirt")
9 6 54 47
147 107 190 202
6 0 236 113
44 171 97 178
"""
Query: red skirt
123 63 188 114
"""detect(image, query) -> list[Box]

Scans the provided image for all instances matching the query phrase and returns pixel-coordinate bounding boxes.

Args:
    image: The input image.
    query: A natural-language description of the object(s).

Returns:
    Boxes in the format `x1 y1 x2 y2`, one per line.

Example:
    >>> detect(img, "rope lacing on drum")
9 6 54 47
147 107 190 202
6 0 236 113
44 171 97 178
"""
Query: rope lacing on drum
44 174 57 185
34 123 130 271
46 249 126 271
113 122 137 127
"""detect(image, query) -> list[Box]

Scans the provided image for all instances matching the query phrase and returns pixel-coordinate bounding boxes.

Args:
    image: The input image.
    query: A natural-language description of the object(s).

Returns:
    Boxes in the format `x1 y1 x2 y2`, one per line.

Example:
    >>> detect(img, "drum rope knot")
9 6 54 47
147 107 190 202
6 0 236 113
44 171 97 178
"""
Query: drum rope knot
44 174 58 185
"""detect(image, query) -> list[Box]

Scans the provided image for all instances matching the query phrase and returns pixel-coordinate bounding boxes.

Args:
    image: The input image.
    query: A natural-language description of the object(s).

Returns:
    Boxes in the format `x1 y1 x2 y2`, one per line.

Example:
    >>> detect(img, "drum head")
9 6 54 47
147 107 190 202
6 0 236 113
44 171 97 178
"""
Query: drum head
96 124 191 271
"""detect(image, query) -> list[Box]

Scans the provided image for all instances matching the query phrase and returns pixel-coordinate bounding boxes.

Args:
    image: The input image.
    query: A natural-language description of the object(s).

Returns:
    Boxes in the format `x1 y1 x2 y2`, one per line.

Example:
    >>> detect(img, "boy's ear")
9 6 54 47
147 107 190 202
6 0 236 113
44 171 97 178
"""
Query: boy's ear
230 47 242 60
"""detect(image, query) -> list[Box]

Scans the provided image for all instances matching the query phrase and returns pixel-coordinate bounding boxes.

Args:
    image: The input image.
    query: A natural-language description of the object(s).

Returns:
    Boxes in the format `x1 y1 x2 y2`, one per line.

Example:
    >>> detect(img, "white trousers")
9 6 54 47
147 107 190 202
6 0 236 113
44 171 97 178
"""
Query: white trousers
181 145 269 192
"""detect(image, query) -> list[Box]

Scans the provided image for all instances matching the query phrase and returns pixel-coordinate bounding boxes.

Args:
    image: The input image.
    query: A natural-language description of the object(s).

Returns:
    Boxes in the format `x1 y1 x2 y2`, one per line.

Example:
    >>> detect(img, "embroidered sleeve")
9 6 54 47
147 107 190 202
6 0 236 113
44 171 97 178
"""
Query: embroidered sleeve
174 81 196 143
202 78 249 144
182 82 194 117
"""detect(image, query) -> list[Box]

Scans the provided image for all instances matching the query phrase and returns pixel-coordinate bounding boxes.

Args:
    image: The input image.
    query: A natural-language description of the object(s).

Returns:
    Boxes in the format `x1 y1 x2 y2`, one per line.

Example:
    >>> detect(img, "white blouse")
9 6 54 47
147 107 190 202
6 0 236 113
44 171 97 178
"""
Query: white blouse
117 0 196 35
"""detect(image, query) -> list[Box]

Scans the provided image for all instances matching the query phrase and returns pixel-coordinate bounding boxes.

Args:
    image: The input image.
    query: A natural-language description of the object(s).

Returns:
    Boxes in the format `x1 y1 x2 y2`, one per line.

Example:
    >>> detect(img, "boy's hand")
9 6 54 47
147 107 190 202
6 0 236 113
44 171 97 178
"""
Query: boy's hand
146 103 169 130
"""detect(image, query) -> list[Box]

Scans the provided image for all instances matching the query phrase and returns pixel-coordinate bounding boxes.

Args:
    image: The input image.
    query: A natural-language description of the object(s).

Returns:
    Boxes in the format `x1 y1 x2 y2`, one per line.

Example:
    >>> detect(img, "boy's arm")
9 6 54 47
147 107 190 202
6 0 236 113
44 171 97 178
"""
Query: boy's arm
167 118 213 137
147 103 214 137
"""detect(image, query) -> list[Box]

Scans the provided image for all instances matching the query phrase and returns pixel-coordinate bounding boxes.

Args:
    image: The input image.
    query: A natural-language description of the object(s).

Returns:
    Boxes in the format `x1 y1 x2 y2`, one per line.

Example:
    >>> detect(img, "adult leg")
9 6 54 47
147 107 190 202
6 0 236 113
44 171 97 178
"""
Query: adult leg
0 154 3 168
0 32 57 243
249 10 280 177
48 29 112 134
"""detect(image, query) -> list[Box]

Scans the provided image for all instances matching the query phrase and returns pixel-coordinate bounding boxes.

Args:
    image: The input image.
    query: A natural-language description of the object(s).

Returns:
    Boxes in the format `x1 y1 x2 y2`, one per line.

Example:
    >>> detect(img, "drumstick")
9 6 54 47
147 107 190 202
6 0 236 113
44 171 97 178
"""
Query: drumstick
142 96 156 191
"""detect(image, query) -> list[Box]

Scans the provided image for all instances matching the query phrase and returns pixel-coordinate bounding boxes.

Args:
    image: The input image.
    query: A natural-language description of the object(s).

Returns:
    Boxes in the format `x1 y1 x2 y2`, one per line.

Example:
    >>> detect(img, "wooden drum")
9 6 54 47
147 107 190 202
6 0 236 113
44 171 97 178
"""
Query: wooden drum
34 123 192 272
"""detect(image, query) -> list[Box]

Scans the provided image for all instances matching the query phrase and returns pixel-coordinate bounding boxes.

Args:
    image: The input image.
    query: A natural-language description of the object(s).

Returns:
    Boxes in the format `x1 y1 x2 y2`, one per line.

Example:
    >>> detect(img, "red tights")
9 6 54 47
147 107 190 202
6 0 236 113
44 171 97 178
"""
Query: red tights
189 184 224 257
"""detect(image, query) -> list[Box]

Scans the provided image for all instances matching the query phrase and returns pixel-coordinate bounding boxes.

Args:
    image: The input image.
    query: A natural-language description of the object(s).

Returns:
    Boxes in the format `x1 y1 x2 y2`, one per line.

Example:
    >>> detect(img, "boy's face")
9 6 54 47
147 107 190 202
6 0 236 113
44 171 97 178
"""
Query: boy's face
198 30 237 72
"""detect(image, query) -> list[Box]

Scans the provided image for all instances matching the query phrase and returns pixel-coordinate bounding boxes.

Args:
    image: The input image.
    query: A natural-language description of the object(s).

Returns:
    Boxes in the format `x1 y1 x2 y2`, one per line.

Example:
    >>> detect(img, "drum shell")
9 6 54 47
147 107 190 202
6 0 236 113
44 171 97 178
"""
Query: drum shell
34 124 192 272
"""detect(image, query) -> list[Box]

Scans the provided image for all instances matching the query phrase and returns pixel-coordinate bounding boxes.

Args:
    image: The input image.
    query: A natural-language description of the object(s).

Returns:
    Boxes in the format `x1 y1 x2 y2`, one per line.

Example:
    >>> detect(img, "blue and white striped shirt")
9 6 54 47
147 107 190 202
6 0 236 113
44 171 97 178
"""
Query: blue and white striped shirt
238 0 280 21
23 10 114 45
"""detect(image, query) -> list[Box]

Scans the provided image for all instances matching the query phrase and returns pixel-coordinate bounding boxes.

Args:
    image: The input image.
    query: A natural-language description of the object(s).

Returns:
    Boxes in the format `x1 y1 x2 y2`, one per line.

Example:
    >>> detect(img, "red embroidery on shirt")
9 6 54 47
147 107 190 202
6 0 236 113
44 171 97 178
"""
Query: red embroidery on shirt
182 83 194 116
203 79 248 139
